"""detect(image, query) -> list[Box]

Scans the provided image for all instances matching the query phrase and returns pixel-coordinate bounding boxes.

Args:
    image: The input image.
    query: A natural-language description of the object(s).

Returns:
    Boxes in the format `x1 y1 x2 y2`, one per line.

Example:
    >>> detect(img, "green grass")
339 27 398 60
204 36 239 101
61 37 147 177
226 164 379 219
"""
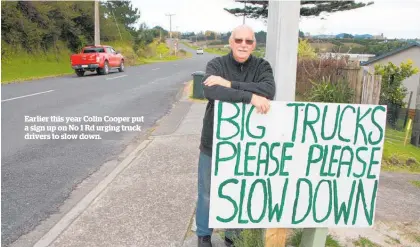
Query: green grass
230 229 265 247
385 235 401 244
353 237 381 247
181 41 199 50
2 48 74 83
325 235 342 247
137 54 189 65
409 180 420 188
382 127 420 173
204 47 230 55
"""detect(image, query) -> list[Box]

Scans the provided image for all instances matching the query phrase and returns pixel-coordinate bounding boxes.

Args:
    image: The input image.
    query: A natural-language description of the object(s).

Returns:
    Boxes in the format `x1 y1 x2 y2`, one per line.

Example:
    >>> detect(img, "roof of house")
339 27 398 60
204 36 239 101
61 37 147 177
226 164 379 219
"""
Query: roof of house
360 42 420 66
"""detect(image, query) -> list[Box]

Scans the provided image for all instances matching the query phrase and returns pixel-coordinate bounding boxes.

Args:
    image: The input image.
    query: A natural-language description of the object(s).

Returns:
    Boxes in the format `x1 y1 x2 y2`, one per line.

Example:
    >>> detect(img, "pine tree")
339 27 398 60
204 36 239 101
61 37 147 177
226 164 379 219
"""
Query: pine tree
224 1 374 19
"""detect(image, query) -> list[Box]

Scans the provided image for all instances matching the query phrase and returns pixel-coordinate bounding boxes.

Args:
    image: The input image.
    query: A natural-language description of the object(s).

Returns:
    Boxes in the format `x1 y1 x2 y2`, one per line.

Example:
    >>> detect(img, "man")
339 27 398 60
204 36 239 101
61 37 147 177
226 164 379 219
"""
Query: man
195 25 276 247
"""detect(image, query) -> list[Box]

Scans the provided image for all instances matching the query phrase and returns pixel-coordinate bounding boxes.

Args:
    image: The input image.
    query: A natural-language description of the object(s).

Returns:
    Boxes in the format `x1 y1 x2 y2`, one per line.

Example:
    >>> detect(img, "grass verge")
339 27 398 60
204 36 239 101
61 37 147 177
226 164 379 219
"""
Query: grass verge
409 180 420 188
204 47 229 56
353 236 381 247
1 43 74 84
382 128 420 173
181 41 200 50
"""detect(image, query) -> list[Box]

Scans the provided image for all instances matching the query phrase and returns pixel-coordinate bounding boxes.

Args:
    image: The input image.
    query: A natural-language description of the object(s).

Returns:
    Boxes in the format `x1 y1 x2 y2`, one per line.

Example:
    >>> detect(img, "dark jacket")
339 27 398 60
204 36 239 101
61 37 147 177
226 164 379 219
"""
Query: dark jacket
199 51 276 156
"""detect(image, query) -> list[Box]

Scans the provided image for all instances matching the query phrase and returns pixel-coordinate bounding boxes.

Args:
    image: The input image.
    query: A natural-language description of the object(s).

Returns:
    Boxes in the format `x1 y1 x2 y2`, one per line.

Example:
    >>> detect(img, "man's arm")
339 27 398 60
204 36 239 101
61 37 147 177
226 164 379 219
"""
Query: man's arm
230 60 276 100
203 59 253 103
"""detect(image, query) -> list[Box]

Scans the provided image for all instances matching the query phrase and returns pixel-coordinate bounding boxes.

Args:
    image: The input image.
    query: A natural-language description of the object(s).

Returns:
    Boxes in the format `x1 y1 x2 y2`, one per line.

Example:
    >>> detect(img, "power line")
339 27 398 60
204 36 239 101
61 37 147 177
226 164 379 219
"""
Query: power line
111 9 123 40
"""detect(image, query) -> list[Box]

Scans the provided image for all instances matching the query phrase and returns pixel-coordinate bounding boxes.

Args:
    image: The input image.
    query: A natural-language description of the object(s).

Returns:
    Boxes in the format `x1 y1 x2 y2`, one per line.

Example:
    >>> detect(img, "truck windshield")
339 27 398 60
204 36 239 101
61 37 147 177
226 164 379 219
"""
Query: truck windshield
83 48 105 53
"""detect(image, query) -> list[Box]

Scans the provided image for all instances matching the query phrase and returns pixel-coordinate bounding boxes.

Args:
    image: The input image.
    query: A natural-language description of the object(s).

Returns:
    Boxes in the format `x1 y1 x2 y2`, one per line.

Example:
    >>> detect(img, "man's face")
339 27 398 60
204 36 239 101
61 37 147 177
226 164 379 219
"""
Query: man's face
229 29 256 62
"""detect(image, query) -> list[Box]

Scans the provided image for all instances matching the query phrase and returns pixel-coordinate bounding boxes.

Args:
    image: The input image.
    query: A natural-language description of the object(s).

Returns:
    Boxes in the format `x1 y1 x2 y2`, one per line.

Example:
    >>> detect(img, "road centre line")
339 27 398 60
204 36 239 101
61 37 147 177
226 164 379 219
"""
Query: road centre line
1 90 54 102
105 75 128 80
152 68 160 71
148 76 172 84
155 76 171 81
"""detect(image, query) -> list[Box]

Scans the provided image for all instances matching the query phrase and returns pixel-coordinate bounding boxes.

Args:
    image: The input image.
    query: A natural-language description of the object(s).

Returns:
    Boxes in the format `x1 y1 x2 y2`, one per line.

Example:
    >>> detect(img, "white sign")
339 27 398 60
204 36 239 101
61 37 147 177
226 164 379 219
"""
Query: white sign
209 101 387 228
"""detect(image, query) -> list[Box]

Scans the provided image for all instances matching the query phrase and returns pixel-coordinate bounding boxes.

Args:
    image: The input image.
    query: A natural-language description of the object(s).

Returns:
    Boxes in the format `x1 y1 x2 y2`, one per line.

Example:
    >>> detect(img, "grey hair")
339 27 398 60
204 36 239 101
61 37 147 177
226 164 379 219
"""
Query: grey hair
229 24 256 41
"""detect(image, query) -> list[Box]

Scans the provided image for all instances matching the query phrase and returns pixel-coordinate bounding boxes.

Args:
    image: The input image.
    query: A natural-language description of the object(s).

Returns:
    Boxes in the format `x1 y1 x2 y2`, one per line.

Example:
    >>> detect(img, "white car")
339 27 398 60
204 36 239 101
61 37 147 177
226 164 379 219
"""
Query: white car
196 48 204 55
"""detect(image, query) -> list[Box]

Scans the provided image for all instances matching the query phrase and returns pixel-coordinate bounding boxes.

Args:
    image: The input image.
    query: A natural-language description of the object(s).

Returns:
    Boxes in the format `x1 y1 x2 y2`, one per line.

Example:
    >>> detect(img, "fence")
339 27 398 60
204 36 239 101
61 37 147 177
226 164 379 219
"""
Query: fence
295 59 381 104
384 91 416 131
360 69 382 104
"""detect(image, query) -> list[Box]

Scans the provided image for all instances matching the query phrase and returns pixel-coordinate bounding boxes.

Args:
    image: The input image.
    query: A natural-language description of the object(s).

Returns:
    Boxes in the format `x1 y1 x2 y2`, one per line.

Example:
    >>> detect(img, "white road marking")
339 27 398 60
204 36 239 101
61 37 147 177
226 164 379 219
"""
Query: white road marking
157 76 171 81
149 76 171 84
152 68 160 71
105 75 127 80
2 90 54 102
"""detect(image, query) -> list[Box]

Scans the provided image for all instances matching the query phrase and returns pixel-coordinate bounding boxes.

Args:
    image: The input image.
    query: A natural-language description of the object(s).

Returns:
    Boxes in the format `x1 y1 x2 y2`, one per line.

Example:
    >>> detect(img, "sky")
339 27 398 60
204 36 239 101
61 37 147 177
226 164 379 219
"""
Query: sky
130 0 420 39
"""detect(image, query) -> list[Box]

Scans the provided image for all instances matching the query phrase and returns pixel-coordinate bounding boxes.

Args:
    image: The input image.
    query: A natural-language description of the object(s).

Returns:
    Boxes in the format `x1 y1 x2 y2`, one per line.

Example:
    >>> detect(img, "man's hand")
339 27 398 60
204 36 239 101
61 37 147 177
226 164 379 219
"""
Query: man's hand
203 75 231 88
251 94 271 114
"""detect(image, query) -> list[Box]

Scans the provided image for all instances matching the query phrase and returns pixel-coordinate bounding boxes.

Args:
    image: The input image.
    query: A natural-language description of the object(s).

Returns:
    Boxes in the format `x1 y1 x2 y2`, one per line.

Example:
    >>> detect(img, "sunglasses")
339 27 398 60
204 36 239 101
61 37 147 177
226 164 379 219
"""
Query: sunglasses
234 38 254 45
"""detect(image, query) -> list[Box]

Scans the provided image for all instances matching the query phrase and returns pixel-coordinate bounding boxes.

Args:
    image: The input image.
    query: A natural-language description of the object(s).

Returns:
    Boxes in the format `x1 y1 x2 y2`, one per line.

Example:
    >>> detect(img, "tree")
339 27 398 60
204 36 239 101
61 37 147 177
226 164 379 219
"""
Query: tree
298 39 316 59
374 59 419 107
205 30 216 40
102 0 140 33
224 1 374 19
299 30 304 38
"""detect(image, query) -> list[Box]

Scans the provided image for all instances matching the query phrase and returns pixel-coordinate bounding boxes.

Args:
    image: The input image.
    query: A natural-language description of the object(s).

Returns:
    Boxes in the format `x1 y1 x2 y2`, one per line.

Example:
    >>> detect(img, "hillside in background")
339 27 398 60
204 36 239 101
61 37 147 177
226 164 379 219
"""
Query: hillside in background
181 30 414 56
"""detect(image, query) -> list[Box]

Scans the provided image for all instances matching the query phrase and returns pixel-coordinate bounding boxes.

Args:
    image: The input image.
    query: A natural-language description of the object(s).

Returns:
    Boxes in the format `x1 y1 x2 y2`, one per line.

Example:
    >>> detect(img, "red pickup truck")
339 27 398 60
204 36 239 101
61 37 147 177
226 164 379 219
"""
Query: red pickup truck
70 45 125 77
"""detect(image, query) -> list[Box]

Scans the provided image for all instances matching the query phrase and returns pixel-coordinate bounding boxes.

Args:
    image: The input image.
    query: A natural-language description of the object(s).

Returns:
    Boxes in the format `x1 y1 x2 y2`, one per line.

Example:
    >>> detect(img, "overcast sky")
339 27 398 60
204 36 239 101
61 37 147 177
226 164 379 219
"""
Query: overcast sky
131 0 420 39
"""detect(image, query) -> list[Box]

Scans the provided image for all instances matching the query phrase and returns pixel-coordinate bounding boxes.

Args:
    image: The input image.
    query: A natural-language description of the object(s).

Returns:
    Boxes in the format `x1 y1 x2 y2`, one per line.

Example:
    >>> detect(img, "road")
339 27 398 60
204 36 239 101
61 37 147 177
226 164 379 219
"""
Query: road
1 43 216 246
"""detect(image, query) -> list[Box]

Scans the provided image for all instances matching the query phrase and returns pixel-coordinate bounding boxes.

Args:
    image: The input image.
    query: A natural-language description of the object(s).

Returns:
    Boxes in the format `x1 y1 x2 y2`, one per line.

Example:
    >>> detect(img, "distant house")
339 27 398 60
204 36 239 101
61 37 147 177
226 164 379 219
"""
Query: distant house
319 52 376 62
360 42 420 110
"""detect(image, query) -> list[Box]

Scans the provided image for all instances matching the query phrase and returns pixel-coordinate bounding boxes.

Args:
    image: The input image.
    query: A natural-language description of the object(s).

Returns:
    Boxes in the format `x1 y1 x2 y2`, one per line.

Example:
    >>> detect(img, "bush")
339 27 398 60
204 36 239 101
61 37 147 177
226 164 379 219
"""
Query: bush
374 59 419 107
305 76 354 103
296 56 351 95
231 229 265 247
298 39 317 59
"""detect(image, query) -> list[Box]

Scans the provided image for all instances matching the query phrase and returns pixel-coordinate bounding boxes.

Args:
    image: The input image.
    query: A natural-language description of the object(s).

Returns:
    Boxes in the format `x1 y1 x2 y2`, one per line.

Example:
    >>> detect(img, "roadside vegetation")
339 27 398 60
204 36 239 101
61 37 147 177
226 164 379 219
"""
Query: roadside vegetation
1 1 189 83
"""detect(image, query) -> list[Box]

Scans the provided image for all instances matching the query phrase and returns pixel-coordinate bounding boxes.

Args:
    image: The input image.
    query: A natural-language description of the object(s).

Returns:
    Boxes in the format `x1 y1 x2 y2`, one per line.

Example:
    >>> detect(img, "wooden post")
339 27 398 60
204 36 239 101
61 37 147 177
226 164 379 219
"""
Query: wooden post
404 91 413 128
405 118 413 146
411 76 420 146
265 229 287 247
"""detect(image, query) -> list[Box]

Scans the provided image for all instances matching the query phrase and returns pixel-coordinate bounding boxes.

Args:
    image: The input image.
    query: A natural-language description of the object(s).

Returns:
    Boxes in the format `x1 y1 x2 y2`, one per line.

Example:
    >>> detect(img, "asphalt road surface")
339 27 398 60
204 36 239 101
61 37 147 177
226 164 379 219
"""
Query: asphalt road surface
1 44 216 246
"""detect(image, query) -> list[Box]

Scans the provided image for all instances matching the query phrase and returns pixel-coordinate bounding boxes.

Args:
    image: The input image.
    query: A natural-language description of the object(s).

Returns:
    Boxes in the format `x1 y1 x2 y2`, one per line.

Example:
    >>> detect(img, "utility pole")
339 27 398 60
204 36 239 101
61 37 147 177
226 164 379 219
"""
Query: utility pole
243 0 246 24
165 13 175 39
411 76 420 146
265 0 326 246
94 0 100 45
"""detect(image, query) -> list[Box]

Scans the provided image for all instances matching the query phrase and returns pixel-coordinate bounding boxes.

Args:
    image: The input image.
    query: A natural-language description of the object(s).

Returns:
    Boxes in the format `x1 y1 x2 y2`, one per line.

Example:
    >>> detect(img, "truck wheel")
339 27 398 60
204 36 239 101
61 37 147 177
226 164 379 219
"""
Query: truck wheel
99 61 109 75
76 70 85 77
118 60 125 72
